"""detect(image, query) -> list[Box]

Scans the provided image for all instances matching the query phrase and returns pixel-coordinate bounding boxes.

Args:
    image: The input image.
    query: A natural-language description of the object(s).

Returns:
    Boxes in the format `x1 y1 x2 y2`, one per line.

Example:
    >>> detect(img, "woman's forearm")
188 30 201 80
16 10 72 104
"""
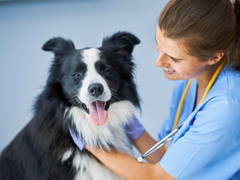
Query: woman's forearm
86 146 168 180
133 131 166 163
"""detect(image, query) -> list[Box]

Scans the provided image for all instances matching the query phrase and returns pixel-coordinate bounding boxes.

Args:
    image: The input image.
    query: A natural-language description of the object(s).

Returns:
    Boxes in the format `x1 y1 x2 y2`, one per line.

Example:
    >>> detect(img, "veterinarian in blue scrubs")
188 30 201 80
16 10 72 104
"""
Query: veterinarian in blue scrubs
73 0 240 179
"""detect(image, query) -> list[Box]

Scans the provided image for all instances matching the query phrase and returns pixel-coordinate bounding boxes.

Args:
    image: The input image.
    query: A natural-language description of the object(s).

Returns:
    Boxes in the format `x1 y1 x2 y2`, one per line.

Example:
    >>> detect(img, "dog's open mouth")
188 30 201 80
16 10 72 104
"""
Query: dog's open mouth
86 101 110 126
70 96 111 126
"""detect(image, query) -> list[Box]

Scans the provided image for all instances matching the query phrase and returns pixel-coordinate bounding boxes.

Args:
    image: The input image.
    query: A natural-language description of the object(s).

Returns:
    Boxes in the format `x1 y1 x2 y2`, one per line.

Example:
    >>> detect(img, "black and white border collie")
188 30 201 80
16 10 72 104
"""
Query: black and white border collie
0 32 141 180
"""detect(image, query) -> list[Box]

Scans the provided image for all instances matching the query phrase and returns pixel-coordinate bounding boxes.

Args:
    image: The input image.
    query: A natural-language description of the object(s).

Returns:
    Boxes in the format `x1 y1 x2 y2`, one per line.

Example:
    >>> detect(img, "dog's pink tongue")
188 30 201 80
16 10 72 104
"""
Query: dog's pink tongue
88 102 108 126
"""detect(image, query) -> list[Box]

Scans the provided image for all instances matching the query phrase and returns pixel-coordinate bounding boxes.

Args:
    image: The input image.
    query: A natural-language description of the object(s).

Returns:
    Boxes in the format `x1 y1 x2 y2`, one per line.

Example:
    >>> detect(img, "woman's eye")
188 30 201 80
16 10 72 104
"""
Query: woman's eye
169 56 179 63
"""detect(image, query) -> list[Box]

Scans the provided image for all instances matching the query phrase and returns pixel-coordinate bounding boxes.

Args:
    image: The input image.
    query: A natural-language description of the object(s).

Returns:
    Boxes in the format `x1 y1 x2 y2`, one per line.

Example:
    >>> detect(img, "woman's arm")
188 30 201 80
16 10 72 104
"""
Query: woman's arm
132 131 166 163
86 145 176 180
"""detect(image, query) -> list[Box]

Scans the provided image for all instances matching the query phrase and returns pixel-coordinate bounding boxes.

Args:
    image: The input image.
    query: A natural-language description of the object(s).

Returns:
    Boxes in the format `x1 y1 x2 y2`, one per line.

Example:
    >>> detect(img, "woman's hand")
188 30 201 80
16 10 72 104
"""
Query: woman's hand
85 145 176 180
124 115 145 140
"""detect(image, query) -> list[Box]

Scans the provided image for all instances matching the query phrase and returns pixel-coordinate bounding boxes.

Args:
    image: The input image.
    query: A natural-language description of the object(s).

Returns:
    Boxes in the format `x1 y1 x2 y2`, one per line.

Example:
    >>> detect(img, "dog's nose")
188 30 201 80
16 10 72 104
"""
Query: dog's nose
88 83 104 97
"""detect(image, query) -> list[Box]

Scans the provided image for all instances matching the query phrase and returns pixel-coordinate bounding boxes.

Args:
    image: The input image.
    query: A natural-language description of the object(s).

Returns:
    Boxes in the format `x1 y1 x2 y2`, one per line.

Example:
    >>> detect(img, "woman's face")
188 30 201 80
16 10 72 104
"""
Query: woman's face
155 27 210 81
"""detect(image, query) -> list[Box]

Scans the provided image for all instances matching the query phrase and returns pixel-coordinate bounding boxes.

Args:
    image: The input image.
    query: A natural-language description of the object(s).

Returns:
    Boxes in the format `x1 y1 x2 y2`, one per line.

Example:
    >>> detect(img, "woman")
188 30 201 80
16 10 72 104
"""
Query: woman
72 0 240 179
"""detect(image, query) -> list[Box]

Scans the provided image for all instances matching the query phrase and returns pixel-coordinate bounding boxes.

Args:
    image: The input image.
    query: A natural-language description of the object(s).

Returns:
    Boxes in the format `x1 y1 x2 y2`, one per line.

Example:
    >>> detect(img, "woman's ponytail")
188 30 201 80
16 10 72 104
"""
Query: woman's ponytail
234 0 240 31
228 0 240 69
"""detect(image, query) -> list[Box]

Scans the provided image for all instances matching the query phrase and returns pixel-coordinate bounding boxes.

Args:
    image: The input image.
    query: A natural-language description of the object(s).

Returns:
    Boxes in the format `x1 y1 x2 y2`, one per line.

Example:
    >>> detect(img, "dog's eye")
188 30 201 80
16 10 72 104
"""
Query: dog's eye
72 72 81 79
102 66 113 75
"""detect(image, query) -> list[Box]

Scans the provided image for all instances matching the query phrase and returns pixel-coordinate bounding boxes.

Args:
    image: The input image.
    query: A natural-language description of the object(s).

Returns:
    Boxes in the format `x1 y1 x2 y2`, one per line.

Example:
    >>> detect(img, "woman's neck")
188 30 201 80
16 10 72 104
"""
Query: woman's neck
194 63 220 105
196 63 220 91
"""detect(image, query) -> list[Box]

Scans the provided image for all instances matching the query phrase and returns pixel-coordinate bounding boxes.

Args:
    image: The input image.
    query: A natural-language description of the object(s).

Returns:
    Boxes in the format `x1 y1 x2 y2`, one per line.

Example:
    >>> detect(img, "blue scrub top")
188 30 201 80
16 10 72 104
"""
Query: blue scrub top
158 66 240 180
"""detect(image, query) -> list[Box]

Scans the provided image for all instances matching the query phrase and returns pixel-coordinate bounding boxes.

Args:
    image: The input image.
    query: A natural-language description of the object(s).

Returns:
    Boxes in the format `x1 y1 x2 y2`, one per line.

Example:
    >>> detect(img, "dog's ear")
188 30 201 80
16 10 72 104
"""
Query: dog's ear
101 32 140 56
42 37 75 56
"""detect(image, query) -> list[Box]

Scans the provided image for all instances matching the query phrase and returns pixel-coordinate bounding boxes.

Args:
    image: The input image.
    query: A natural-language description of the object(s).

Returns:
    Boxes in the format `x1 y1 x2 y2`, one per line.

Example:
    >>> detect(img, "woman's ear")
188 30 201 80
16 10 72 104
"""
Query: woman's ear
207 52 225 65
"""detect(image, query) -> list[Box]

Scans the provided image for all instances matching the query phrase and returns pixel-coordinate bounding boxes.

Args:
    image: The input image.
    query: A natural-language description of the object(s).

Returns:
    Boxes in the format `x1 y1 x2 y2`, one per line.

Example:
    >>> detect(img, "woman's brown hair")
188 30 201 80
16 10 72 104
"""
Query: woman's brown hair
158 0 240 69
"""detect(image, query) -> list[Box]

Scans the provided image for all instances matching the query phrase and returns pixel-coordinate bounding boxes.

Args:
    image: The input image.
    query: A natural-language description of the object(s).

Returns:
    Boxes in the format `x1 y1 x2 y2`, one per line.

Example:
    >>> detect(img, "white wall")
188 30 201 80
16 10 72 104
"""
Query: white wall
0 0 171 151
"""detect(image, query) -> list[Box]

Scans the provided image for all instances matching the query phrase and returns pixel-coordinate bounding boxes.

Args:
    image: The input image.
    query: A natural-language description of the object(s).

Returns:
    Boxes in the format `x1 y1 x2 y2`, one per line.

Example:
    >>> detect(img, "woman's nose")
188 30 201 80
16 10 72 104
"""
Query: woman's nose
155 53 166 67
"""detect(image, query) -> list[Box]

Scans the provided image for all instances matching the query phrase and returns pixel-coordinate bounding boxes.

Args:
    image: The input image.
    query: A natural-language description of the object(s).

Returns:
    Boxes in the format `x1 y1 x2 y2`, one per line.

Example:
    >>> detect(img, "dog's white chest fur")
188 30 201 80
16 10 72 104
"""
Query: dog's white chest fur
72 151 129 180
63 100 137 179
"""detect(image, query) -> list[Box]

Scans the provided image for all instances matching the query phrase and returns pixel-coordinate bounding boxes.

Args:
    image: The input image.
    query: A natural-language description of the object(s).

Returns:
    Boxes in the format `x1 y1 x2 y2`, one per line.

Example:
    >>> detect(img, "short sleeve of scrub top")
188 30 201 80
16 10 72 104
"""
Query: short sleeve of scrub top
158 67 240 180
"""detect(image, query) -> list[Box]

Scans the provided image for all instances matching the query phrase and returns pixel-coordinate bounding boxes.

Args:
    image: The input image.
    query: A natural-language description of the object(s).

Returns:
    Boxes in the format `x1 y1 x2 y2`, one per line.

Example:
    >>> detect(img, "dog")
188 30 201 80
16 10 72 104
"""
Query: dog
0 32 141 180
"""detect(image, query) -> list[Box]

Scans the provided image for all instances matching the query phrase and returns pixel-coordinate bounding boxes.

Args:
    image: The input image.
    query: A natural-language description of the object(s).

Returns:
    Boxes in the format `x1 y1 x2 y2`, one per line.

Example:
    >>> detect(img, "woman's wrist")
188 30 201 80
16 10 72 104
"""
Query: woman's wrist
133 131 165 163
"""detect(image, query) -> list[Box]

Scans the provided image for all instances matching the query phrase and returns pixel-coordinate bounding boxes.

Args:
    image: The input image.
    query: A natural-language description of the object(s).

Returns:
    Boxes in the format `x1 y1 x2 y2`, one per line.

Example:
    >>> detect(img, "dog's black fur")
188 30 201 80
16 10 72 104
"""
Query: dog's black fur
0 32 140 180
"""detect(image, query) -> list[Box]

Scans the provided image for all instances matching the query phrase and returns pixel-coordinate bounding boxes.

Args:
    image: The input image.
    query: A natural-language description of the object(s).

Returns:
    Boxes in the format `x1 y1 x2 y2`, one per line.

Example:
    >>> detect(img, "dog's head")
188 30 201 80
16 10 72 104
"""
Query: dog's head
42 32 140 128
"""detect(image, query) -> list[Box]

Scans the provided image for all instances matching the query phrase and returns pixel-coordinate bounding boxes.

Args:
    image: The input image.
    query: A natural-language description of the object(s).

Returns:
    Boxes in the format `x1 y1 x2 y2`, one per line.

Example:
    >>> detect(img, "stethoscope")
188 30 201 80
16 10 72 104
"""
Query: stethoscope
137 60 226 163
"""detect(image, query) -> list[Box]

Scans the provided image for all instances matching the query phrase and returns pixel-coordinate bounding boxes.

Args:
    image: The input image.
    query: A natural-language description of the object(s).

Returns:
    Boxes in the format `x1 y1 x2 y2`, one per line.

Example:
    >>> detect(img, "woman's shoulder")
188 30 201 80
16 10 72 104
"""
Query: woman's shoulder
210 66 240 100
196 66 240 128
199 89 240 132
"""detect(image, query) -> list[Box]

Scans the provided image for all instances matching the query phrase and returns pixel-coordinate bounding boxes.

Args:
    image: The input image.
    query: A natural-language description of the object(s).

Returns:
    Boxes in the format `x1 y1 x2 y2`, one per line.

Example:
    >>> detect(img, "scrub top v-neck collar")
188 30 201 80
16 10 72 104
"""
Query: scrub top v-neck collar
177 79 197 126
